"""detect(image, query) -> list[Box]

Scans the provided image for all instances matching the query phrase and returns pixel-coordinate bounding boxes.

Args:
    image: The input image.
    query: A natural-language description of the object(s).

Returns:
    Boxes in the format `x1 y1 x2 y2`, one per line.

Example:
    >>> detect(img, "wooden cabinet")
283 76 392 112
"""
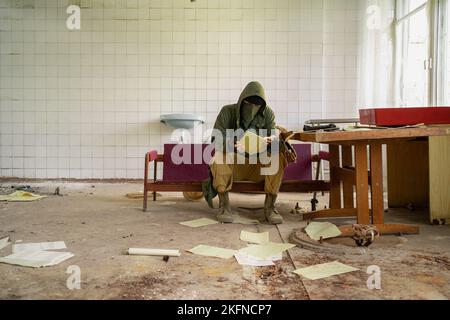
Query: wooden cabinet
387 137 450 224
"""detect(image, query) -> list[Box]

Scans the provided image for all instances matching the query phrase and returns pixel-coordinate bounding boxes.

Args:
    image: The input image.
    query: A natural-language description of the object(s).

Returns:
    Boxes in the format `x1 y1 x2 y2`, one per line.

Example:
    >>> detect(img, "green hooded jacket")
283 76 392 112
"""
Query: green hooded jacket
202 81 277 208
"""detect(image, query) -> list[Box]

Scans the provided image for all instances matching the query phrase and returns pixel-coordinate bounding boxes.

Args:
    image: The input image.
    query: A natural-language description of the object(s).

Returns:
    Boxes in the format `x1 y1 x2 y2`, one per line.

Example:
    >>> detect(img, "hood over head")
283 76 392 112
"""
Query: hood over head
237 81 267 128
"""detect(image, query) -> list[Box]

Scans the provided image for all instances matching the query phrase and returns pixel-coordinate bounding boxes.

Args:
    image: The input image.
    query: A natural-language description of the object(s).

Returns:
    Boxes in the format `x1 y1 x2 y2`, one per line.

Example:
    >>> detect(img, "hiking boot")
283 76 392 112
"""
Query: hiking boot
216 192 235 223
264 193 283 225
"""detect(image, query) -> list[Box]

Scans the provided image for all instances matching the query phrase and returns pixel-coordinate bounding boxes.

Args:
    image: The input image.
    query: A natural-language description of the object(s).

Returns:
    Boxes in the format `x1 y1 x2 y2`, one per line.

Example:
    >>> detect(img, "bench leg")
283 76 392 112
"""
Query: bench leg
153 191 156 201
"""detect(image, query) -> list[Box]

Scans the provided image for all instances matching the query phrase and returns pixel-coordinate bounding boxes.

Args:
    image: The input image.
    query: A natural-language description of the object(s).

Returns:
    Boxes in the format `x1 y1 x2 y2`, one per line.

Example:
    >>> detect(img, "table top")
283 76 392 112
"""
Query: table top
293 126 450 143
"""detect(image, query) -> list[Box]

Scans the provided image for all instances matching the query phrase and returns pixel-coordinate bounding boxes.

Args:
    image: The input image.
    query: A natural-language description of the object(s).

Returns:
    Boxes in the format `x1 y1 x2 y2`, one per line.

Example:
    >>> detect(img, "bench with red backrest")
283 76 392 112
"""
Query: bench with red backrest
143 143 330 211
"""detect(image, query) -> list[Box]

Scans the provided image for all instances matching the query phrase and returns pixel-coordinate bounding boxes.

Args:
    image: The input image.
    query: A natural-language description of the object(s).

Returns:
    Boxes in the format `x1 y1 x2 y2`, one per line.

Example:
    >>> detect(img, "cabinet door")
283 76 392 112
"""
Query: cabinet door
429 136 450 224
387 140 429 208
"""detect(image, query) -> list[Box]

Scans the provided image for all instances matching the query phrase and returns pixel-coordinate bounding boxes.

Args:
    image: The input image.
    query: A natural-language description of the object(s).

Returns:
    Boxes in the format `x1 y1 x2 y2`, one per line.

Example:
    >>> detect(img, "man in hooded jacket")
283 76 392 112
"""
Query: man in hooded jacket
202 81 288 224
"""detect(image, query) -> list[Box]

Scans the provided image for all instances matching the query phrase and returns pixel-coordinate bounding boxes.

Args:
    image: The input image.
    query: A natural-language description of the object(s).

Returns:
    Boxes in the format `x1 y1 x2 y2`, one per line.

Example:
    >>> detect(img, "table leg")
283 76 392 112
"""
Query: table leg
329 144 341 209
370 143 384 224
342 145 354 209
355 144 370 224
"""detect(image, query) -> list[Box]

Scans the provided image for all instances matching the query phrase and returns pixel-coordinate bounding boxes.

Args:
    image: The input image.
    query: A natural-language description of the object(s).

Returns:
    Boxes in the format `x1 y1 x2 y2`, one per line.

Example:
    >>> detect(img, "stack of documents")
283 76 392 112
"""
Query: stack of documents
0 241 74 268
236 231 295 266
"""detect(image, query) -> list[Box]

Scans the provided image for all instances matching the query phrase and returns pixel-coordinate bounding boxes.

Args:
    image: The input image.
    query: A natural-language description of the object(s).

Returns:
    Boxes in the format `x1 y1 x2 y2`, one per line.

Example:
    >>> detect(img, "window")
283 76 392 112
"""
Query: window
437 0 450 104
445 1 450 104
395 0 431 106
397 0 428 18
395 0 450 106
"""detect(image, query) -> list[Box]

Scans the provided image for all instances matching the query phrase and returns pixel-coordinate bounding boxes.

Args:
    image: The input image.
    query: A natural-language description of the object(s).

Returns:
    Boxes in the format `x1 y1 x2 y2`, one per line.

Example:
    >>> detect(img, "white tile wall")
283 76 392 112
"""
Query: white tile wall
0 0 362 179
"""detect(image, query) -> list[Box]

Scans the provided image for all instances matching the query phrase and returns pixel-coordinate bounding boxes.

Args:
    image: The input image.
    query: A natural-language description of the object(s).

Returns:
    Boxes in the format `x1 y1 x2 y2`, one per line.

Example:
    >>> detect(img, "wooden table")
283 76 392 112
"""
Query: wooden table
293 126 450 235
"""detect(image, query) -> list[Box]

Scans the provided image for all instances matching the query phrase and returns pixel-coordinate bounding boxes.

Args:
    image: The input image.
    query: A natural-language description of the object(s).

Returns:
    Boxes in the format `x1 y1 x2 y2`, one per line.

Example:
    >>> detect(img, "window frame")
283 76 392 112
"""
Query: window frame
394 0 448 106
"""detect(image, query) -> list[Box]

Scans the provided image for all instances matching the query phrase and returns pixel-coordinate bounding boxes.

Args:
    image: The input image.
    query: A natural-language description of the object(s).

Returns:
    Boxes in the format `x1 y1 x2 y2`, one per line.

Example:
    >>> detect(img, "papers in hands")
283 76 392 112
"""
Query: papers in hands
237 131 267 155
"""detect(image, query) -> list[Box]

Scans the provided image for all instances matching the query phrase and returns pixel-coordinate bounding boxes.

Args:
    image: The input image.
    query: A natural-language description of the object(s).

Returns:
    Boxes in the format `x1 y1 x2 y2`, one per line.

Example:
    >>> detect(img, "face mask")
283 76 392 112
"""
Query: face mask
241 100 261 127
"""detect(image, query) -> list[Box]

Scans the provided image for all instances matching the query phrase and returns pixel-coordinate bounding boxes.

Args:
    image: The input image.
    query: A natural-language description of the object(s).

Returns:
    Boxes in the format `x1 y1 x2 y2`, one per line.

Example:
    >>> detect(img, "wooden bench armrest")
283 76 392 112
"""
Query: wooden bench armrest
144 150 163 185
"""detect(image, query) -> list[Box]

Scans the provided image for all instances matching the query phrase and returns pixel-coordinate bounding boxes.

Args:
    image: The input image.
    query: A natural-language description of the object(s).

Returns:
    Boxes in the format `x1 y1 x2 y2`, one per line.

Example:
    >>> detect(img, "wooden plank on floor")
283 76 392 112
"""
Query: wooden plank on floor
303 208 357 220
338 224 419 236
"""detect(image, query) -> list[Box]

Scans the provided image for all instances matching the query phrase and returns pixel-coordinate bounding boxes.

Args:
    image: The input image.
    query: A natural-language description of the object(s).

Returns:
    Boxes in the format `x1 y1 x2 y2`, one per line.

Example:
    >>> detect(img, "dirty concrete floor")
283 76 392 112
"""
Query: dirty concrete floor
0 182 449 300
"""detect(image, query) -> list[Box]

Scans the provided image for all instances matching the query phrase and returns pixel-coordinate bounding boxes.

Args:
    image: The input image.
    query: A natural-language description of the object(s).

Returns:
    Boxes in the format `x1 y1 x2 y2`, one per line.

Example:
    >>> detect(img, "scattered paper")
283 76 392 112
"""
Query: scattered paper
180 218 219 228
234 252 274 266
293 261 359 280
238 242 295 260
187 245 237 259
238 131 267 155
240 230 269 244
0 237 10 250
0 191 47 202
0 250 74 268
305 222 342 241
12 241 67 254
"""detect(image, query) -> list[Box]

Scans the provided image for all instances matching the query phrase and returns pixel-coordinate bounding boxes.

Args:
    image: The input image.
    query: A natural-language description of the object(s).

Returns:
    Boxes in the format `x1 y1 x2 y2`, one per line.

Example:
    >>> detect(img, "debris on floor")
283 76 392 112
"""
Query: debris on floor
256 265 284 280
351 224 380 247
292 261 359 280
0 191 47 202
238 242 295 260
240 230 270 244
187 245 237 259
0 236 10 250
54 186 62 196
12 185 32 191
127 248 181 257
305 221 342 241
179 218 218 228
290 202 308 215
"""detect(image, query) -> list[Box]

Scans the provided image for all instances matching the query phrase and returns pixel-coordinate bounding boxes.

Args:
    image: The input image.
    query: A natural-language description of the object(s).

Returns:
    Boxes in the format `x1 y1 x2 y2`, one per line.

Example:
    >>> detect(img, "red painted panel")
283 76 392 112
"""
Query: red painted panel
359 107 450 126
160 143 313 182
